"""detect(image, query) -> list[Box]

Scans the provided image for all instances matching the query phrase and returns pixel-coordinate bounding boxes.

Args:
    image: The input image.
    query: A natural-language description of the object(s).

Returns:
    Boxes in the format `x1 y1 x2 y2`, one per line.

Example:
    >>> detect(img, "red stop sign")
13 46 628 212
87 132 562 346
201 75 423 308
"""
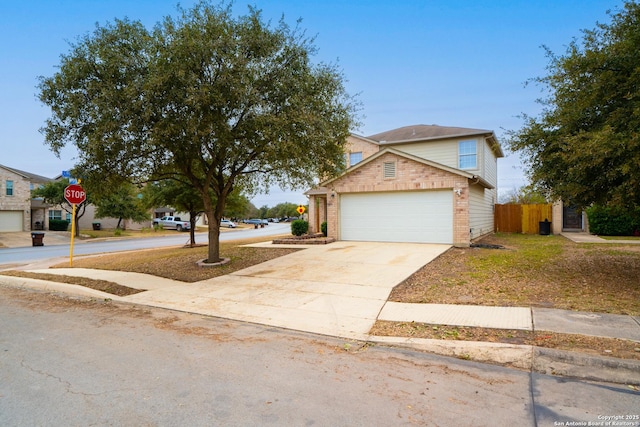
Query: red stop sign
64 184 86 205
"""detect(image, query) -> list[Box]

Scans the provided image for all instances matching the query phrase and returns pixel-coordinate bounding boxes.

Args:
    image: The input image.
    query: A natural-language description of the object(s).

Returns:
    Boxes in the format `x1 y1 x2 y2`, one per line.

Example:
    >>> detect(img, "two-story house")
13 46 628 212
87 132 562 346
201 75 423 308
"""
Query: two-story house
0 164 53 232
306 124 504 247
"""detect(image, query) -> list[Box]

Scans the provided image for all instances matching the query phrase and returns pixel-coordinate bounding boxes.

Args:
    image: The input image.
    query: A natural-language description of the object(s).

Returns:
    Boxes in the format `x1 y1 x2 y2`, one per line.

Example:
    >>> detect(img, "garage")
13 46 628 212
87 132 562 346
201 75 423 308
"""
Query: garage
0 211 24 232
340 190 453 244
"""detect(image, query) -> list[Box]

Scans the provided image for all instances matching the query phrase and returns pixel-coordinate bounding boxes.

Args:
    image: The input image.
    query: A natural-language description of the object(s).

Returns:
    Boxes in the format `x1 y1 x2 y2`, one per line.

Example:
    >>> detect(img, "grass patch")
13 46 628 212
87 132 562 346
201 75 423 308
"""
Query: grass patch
50 235 299 283
599 235 640 241
390 233 640 315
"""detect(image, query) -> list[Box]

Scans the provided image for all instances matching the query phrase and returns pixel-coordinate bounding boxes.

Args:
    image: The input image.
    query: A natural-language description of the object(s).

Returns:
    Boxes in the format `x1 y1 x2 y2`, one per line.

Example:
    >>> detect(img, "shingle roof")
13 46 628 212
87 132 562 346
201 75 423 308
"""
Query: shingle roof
0 164 53 183
367 124 493 144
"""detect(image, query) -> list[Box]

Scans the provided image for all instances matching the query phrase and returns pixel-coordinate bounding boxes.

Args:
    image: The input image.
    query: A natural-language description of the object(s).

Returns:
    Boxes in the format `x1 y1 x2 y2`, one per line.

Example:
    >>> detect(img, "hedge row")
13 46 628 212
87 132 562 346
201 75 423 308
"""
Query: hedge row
49 219 69 231
586 205 640 236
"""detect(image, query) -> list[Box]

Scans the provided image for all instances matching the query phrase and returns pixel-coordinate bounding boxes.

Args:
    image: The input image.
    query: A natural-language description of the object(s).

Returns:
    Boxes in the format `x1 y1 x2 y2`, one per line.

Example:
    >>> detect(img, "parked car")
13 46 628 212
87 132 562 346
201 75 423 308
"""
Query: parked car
152 216 191 231
244 218 267 228
220 219 237 228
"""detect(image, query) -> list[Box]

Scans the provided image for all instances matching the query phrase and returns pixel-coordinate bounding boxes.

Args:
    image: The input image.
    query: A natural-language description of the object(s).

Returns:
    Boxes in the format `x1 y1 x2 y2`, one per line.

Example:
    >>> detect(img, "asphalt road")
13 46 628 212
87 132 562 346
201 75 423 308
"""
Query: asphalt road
0 223 290 265
1 286 638 426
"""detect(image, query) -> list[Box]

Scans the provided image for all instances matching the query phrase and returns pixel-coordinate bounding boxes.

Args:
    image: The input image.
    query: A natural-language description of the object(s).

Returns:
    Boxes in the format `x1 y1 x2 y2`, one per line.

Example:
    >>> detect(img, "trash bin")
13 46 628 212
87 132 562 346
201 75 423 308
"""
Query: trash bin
92 222 101 230
31 232 45 246
539 219 551 235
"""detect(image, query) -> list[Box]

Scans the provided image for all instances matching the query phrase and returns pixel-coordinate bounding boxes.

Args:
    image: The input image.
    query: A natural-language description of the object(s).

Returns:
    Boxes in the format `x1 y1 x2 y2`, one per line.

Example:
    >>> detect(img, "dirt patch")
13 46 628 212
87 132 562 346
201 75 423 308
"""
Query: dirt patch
50 237 301 283
0 270 143 296
272 233 335 245
370 320 640 361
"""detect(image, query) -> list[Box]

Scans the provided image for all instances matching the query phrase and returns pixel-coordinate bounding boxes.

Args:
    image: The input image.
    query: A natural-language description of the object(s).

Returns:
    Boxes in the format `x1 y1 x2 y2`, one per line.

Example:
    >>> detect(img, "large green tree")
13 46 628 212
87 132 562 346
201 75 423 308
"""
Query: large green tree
508 1 640 209
93 182 149 230
38 1 357 263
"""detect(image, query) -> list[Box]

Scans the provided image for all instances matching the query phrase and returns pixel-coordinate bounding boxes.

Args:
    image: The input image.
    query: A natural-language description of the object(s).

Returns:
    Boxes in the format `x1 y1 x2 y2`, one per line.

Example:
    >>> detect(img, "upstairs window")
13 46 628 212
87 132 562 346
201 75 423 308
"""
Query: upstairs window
5 180 13 196
349 152 363 166
458 140 477 169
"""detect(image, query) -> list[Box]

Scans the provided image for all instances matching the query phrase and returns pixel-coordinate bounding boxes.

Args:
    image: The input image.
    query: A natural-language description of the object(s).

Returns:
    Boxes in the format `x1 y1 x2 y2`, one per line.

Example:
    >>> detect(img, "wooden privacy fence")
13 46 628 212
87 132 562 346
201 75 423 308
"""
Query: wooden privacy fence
494 204 553 234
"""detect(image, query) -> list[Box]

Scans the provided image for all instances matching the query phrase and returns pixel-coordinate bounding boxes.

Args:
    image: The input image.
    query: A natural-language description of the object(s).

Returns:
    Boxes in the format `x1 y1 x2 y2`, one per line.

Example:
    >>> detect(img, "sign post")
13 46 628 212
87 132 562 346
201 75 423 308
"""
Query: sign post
64 184 86 266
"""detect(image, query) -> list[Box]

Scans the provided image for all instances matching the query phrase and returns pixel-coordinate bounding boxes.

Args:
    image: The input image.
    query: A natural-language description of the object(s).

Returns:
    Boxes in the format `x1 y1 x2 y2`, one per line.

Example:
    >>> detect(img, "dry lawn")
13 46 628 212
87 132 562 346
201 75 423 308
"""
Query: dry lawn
373 233 640 360
51 235 299 283
390 233 640 316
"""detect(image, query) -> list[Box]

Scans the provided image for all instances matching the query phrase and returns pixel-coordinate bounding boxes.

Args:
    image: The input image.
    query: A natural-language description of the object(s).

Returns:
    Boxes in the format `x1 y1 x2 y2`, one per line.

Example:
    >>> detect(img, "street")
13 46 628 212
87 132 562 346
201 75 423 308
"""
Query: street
1 286 637 426
0 223 291 265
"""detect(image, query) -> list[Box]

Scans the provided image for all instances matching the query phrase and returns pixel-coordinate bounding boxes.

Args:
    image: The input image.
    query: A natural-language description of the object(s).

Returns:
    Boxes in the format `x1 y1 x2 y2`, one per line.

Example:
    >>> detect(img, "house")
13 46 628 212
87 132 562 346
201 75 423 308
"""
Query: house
0 164 53 232
306 125 504 247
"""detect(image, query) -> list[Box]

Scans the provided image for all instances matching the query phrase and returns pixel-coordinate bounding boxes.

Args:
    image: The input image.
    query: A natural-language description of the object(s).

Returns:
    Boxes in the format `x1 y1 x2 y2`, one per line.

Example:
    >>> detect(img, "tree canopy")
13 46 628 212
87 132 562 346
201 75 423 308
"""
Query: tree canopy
93 182 149 230
38 1 358 262
508 1 640 209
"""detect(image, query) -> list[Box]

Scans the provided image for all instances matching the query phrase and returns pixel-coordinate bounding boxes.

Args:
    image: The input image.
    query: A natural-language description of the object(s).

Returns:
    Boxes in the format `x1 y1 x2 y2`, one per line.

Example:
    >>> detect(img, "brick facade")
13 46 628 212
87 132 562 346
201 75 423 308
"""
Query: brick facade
320 152 472 246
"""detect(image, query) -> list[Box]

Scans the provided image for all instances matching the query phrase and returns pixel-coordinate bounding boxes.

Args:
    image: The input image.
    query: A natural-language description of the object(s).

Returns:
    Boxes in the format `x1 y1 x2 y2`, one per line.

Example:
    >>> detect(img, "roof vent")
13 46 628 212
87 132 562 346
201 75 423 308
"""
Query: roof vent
383 161 396 179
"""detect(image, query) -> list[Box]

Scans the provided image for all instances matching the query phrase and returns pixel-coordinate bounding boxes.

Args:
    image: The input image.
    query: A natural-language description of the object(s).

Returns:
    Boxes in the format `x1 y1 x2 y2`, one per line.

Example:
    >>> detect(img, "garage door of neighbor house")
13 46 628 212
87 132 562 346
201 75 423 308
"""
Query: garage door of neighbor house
0 211 24 232
340 191 453 244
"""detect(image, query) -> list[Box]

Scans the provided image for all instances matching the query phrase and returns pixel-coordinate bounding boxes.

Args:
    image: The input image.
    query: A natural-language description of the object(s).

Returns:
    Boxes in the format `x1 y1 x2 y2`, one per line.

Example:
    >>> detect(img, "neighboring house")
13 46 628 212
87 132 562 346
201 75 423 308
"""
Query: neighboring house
0 164 53 232
306 125 504 247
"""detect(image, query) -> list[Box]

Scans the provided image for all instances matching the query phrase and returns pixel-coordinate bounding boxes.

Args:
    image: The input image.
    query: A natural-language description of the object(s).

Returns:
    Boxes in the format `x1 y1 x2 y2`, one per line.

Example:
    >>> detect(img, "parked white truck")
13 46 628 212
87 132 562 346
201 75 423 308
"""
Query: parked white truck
152 216 191 231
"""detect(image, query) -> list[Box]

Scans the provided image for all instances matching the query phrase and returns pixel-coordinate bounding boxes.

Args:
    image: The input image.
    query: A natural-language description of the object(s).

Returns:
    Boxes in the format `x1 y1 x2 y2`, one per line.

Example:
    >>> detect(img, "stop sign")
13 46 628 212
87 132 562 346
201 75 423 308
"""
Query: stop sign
64 184 86 205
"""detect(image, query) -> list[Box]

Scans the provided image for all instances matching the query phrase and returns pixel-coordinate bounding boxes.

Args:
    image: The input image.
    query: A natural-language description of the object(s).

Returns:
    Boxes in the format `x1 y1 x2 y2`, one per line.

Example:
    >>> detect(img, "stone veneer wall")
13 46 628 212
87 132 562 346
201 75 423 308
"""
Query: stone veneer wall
0 169 31 231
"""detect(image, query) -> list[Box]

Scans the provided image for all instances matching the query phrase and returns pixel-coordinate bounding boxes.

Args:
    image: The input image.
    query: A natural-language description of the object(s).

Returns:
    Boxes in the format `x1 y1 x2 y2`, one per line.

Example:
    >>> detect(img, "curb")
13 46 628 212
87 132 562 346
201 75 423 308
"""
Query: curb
533 347 640 385
369 336 640 386
369 336 532 369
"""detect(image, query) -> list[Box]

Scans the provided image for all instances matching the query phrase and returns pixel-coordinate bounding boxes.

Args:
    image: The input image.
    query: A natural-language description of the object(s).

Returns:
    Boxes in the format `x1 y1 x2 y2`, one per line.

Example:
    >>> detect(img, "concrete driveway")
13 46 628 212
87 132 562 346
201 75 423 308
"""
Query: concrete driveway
123 241 450 340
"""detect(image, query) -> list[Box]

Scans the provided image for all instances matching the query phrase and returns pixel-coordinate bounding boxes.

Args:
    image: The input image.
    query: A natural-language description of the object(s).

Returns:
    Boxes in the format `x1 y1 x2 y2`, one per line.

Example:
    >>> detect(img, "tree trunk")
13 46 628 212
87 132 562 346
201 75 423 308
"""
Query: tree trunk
189 211 197 247
203 188 228 264
206 213 221 263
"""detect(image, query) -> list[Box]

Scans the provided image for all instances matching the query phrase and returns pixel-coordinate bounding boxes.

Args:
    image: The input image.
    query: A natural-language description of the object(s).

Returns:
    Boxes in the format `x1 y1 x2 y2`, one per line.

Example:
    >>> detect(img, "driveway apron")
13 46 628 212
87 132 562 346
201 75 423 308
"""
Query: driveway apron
124 241 450 340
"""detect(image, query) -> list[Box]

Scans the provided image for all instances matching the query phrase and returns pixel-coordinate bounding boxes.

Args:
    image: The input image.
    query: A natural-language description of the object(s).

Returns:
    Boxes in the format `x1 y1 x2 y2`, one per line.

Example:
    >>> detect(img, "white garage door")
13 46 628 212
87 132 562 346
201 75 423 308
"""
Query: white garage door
0 211 24 232
340 191 453 244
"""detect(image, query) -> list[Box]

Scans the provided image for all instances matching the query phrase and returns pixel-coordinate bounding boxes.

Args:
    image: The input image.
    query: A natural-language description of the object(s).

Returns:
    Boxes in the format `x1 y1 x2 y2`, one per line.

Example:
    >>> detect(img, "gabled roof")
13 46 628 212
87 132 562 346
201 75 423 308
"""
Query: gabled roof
366 124 504 158
348 133 380 145
0 164 53 184
320 147 494 189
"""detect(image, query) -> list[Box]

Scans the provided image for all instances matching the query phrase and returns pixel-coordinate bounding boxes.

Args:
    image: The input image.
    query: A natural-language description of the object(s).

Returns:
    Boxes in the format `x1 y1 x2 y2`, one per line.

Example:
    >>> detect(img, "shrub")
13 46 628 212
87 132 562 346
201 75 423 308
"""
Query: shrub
586 205 640 236
49 219 69 231
321 221 327 237
291 219 309 236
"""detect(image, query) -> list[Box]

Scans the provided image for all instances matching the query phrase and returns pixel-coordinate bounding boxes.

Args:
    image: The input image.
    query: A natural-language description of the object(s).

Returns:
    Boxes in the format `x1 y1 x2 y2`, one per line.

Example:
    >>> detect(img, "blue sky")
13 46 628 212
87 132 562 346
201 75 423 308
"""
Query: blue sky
0 0 626 207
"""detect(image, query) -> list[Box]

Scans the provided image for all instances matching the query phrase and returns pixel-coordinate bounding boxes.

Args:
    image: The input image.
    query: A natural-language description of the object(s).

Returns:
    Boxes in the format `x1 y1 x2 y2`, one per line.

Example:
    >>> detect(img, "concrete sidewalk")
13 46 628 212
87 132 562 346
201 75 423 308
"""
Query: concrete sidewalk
561 231 640 244
2 239 639 385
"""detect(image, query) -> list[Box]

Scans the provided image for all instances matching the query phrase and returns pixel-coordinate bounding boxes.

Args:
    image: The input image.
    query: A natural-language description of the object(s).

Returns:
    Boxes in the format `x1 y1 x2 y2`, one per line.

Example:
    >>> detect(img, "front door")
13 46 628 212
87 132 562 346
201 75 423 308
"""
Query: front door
563 206 582 230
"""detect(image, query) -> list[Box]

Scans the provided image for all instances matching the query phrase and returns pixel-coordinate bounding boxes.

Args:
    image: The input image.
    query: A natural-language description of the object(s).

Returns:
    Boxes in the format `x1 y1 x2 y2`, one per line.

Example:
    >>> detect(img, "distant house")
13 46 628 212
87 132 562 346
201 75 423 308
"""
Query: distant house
306 125 504 247
0 164 53 232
